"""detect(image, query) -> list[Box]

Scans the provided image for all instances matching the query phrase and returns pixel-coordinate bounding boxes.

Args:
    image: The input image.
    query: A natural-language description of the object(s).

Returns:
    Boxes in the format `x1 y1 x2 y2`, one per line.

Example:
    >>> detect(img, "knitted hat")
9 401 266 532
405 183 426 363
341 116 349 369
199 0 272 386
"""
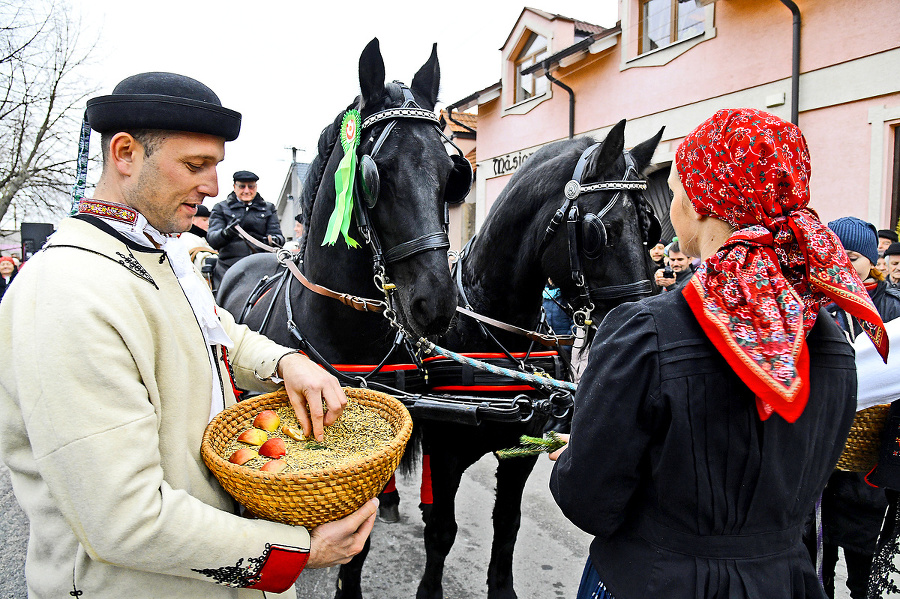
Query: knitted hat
828 216 879 264
884 242 900 258
0 256 14 265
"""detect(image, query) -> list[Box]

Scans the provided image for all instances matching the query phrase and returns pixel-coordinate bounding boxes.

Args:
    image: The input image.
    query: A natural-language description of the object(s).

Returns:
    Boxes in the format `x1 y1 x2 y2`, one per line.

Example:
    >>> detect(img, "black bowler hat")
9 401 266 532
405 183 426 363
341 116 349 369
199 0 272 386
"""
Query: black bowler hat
86 72 241 141
233 170 259 182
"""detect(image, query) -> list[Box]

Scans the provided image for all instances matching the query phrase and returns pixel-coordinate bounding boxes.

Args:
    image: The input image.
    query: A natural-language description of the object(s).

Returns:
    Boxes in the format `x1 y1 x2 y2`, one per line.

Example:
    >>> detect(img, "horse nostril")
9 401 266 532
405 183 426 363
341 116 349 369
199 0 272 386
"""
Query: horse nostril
412 294 454 336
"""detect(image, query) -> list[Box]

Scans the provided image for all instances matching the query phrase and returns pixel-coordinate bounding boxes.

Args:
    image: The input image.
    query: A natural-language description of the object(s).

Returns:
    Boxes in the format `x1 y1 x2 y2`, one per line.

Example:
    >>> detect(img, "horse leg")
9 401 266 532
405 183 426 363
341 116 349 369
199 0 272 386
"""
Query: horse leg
416 447 476 599
334 536 370 599
486 453 539 599
378 475 400 523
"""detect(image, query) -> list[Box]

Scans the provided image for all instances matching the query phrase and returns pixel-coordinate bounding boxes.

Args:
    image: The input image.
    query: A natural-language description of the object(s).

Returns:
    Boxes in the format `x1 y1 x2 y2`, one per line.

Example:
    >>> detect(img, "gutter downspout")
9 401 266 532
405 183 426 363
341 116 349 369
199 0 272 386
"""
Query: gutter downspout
543 60 575 139
445 103 477 137
780 0 801 125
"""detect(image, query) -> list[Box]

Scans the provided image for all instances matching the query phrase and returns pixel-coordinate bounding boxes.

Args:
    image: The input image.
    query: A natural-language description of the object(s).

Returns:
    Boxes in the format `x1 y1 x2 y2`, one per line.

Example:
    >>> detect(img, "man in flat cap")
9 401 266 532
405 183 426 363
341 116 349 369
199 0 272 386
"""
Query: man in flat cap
0 72 376 598
879 229 899 253
885 242 900 288
207 170 284 290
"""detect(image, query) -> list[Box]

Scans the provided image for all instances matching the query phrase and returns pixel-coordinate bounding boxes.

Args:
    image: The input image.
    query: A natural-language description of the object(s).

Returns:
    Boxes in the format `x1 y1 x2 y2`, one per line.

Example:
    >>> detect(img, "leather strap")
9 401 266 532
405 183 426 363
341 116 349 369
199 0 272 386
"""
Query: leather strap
280 255 386 313
456 306 574 348
383 231 450 263
234 224 281 253
590 279 653 300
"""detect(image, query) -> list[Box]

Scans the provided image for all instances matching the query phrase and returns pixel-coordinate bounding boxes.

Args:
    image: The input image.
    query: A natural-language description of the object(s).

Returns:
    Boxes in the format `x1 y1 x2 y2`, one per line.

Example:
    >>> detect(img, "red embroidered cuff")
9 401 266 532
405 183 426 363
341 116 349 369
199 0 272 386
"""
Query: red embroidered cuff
247 544 309 593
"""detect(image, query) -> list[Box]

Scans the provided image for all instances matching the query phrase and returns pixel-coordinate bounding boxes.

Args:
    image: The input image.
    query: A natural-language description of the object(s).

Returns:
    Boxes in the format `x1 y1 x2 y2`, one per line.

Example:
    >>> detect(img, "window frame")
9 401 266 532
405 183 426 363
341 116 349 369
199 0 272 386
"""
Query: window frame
514 32 550 105
639 0 705 56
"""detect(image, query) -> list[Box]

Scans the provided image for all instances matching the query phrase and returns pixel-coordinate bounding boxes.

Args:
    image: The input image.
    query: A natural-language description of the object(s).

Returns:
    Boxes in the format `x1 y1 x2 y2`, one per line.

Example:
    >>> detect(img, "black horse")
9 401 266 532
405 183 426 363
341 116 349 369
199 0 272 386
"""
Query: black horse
333 121 664 599
417 122 662 599
217 38 460 361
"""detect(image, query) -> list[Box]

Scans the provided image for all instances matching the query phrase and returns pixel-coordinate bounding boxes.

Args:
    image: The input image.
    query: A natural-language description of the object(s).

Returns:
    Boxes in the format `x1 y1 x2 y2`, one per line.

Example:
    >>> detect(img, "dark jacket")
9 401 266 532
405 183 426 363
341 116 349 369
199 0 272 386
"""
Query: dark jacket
551 290 856 599
0 269 17 301
207 193 284 268
662 264 695 292
817 279 900 553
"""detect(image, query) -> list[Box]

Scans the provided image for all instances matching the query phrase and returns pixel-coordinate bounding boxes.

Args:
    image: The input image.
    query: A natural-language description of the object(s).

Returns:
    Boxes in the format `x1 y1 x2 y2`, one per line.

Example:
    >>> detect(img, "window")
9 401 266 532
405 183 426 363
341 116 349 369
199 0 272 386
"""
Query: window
514 32 549 104
640 0 705 55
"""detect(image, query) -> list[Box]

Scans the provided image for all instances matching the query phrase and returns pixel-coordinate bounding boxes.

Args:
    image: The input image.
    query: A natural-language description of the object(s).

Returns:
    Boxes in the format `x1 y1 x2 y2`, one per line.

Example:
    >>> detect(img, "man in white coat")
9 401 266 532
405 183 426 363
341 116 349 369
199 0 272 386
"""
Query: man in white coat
0 72 377 598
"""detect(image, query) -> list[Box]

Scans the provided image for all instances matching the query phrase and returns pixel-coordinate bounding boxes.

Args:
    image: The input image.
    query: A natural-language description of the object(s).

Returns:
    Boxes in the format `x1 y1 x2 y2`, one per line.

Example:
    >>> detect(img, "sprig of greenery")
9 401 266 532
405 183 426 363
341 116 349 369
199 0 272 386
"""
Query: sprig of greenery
496 432 566 459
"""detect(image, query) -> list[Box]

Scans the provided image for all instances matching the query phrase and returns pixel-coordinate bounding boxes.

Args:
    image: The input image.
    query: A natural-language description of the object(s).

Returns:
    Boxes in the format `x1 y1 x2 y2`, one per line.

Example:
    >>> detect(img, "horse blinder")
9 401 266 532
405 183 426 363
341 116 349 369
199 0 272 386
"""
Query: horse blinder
579 212 608 259
356 154 381 209
444 154 473 205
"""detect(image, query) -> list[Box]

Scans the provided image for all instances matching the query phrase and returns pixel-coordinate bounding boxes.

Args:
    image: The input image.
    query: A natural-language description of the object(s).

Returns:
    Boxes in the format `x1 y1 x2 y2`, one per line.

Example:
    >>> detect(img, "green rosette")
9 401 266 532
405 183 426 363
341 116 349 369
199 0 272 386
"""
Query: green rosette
323 109 361 247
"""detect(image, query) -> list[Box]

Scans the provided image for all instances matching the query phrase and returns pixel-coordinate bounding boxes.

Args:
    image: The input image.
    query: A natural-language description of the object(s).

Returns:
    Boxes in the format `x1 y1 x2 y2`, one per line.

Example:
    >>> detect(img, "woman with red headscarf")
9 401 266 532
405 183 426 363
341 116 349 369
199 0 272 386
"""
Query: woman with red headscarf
550 109 887 599
0 256 17 302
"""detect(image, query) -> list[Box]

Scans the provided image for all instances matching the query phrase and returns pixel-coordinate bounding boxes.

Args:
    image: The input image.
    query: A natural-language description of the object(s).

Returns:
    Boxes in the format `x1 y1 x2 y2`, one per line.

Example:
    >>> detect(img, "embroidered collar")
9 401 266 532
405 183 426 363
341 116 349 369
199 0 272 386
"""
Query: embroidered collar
78 199 138 225
78 199 168 249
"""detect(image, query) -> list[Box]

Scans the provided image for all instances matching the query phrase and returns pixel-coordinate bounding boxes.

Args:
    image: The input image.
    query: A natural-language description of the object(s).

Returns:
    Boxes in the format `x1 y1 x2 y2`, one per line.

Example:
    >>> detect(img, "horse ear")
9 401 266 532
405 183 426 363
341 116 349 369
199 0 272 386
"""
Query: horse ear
586 119 626 177
630 126 665 171
411 43 440 110
359 37 386 110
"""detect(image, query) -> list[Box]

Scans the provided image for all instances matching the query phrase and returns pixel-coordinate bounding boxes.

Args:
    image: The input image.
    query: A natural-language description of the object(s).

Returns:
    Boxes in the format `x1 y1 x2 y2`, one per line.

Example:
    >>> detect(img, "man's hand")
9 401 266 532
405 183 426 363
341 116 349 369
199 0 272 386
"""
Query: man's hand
306 498 378 568
654 268 676 289
222 216 241 238
277 353 346 442
547 433 570 461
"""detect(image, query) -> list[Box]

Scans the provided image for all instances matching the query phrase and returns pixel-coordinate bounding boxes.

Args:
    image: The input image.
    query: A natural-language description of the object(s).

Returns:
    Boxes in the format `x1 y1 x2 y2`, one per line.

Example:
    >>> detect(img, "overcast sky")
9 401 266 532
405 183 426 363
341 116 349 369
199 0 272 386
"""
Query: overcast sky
76 0 619 207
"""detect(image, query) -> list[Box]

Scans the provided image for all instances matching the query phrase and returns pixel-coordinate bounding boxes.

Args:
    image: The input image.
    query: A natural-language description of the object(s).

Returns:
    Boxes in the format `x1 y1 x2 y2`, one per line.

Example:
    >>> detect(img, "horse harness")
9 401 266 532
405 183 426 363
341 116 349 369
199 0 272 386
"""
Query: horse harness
537 143 659 332
452 145 659 354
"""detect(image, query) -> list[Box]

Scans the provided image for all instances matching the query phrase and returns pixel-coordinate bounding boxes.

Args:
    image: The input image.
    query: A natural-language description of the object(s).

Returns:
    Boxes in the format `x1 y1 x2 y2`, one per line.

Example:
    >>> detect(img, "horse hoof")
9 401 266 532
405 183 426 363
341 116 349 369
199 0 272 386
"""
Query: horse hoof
378 502 400 523
419 502 432 523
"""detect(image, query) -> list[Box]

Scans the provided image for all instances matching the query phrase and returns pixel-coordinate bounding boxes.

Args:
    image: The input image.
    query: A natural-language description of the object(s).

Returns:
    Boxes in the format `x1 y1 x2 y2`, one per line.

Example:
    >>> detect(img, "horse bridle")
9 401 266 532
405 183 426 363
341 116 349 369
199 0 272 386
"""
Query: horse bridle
537 143 658 330
353 83 472 268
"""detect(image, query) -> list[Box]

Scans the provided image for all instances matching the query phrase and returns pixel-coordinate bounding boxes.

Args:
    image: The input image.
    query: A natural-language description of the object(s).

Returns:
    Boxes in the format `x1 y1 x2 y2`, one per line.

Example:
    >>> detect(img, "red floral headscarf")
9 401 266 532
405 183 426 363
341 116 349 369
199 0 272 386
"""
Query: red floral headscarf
677 108 887 423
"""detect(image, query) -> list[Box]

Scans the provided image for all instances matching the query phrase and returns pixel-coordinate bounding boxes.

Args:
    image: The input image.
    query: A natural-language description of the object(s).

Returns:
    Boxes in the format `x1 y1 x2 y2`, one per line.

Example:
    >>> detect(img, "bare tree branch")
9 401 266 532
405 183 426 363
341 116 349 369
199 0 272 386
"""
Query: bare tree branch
0 0 98 227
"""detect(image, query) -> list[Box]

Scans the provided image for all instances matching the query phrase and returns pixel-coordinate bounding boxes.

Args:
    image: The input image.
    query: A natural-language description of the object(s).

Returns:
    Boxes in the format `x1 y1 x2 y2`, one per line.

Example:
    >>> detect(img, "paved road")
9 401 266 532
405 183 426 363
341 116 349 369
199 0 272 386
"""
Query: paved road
0 457 857 598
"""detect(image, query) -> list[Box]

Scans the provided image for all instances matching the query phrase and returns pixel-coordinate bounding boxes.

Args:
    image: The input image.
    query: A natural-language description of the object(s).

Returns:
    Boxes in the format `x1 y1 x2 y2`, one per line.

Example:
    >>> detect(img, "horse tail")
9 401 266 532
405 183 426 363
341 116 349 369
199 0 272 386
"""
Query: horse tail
397 422 422 478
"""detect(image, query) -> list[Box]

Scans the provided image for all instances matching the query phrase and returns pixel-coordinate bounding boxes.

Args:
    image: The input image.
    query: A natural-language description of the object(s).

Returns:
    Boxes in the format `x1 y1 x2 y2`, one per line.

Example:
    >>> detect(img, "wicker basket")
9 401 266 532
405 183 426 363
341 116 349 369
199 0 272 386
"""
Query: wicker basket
201 387 412 528
835 403 891 472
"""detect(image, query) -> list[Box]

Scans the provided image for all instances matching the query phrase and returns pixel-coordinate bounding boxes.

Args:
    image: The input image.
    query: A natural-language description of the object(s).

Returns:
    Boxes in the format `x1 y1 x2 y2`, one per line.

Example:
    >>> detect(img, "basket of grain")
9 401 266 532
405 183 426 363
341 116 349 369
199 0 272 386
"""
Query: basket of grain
836 403 891 472
201 387 412 528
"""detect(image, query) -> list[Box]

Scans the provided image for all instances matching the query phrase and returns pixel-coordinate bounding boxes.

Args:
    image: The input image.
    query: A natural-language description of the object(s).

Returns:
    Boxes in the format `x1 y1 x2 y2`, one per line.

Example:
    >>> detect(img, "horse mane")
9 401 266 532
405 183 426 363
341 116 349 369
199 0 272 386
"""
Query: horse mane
299 100 358 227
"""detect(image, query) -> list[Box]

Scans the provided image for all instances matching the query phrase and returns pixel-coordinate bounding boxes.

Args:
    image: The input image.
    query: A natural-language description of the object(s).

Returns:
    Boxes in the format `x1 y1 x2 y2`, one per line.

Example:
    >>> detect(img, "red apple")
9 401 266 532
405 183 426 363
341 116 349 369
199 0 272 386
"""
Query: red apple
253 410 281 432
228 448 258 465
259 437 286 459
281 424 305 442
237 429 267 446
260 459 287 473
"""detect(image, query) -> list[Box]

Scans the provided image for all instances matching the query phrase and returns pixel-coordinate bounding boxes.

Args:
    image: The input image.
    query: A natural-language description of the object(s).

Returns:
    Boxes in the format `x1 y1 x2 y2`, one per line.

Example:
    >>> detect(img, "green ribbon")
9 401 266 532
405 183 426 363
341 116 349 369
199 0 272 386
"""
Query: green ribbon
323 110 361 248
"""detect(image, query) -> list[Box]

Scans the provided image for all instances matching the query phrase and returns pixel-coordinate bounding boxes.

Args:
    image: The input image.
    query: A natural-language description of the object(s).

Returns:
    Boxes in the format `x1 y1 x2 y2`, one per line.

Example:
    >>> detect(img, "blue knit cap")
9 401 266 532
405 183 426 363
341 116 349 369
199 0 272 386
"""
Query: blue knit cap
827 216 879 264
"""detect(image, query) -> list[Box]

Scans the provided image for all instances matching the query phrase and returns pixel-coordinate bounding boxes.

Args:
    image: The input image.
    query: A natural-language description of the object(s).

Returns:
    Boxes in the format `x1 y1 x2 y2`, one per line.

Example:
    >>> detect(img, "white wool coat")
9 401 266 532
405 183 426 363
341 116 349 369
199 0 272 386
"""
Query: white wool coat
0 215 311 598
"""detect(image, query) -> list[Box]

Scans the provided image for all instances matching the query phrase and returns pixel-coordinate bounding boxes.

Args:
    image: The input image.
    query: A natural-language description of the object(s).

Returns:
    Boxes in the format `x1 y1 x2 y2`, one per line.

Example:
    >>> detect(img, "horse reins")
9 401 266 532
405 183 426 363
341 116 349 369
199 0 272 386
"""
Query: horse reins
536 145 653 332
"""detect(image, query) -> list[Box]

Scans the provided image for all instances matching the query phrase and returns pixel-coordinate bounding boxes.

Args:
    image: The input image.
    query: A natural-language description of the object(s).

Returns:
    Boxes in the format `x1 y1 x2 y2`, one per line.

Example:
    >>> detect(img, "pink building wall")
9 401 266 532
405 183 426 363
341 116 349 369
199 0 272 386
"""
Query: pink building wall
803 93 900 222
471 1 900 228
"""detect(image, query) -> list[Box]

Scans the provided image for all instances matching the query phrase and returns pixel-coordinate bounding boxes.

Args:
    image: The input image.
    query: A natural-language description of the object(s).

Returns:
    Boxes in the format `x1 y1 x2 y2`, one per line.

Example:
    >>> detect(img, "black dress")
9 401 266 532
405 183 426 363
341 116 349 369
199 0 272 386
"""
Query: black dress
551 290 857 599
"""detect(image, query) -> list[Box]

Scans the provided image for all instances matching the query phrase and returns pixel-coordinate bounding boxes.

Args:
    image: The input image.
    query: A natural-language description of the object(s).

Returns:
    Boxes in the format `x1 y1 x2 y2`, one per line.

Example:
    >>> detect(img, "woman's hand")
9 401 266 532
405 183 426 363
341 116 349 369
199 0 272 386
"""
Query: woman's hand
548 433 570 461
